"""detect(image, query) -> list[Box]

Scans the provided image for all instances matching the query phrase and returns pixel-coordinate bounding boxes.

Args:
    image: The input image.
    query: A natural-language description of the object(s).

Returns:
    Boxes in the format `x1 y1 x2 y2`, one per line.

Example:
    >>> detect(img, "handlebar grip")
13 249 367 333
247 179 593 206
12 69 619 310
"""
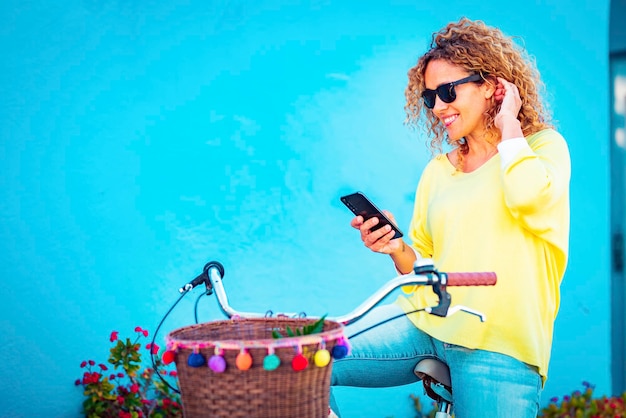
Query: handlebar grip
444 272 497 286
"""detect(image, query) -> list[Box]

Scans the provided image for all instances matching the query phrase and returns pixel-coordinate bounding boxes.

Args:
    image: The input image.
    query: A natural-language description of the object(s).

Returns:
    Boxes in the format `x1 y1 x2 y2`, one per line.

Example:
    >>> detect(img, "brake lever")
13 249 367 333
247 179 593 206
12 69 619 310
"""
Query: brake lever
424 280 487 322
426 281 451 317
438 305 487 322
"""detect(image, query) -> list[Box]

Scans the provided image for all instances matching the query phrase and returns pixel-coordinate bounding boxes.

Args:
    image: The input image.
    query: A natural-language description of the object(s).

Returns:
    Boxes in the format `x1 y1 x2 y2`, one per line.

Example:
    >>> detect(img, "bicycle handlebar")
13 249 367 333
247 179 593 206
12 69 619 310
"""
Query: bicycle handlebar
442 272 497 286
194 260 497 326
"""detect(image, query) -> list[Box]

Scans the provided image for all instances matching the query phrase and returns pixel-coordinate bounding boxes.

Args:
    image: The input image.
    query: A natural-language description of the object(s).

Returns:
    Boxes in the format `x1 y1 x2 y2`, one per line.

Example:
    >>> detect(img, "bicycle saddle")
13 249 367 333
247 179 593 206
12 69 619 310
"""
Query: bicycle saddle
414 358 453 403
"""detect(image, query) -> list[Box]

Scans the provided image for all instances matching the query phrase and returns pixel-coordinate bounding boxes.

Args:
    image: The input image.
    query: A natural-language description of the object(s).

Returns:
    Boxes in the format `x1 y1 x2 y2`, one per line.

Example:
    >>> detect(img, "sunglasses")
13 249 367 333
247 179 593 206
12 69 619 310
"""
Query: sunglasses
421 74 483 109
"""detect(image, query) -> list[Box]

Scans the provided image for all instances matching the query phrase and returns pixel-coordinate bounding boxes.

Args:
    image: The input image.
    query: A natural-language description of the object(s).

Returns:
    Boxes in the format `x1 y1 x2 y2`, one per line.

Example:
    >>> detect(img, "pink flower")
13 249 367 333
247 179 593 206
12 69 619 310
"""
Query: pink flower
169 370 177 377
142 330 149 337
110 331 119 342
98 363 108 371
117 372 124 378
134 326 143 333
88 360 95 366
80 361 87 368
130 383 139 393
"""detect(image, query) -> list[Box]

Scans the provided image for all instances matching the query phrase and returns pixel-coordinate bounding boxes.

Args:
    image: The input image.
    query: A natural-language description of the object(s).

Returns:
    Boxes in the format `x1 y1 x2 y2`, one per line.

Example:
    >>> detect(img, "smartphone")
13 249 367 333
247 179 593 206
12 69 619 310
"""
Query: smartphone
340 192 403 239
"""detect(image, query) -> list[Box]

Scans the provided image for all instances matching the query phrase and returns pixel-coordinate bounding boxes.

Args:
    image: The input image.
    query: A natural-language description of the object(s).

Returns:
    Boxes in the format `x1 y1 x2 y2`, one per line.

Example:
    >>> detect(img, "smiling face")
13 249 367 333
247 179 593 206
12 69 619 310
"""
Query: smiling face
423 59 495 143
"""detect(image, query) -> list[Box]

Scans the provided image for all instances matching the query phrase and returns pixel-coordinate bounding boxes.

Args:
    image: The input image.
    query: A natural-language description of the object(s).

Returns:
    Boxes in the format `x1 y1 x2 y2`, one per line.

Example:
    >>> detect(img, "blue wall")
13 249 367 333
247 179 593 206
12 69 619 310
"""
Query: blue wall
0 1 612 416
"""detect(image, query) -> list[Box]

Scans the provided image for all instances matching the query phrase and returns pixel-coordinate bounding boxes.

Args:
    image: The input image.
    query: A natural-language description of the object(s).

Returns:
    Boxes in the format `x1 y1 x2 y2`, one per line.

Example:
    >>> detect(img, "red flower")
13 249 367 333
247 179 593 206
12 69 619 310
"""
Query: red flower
142 330 149 337
169 370 177 377
146 343 159 355
74 379 81 386
110 331 119 342
117 396 124 405
130 383 139 393
82 372 101 385
88 360 95 366
98 363 108 371
141 399 151 405
117 372 124 378
134 326 142 333
109 374 116 380
80 361 87 368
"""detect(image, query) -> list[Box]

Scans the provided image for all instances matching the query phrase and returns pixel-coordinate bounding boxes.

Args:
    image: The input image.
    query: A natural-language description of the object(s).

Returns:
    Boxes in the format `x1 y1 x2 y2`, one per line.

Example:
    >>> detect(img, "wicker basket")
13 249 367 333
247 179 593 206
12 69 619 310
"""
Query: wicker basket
166 317 346 418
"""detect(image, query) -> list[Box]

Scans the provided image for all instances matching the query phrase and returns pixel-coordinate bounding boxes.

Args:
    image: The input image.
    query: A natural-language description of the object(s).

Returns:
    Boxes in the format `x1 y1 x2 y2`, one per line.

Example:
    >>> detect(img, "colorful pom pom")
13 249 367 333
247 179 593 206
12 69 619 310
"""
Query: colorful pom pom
208 355 227 373
236 351 253 371
187 352 206 367
263 354 281 371
331 343 349 359
161 350 176 365
314 349 331 367
292 353 308 371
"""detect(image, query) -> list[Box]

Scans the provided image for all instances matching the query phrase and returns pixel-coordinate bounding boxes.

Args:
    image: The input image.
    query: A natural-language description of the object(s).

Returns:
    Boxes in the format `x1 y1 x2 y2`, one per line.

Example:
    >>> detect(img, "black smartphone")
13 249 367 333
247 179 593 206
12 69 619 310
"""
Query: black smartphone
340 192 403 239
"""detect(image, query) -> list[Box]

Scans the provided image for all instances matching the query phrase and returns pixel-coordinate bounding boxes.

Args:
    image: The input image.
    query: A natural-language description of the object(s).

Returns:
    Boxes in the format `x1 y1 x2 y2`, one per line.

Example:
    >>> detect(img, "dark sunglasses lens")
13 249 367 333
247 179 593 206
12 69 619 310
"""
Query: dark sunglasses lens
438 85 456 103
421 90 436 108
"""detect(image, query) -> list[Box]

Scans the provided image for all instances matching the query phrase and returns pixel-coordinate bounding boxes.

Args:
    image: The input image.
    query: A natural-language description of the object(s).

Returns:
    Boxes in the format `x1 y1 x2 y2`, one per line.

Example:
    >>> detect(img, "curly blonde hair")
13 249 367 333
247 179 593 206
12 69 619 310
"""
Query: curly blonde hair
404 17 552 159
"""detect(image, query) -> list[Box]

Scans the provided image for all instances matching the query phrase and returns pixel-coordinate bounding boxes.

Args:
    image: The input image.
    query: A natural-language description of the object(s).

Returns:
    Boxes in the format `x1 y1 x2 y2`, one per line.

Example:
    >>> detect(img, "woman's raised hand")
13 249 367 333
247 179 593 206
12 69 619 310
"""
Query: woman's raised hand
494 77 523 138
494 77 521 115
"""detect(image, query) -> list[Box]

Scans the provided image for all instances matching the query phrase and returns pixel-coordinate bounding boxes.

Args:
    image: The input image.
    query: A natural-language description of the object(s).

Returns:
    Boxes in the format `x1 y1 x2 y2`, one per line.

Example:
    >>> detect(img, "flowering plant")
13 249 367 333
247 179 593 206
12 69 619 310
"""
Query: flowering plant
75 326 182 418
539 381 626 417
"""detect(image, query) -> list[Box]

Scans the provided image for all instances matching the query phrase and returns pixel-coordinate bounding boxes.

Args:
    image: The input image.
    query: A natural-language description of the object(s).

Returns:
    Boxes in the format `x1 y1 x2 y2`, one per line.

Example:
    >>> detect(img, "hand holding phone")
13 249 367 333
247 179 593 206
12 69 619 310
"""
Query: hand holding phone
340 192 403 240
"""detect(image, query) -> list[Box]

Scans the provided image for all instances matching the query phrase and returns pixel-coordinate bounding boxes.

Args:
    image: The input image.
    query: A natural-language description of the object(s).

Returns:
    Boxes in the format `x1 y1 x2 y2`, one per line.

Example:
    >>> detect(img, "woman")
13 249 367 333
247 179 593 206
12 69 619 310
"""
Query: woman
331 17 570 417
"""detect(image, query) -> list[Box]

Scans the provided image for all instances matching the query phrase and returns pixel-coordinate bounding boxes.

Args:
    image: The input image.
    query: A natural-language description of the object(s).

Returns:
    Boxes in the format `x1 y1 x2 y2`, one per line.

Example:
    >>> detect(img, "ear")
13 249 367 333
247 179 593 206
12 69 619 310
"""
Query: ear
483 79 497 99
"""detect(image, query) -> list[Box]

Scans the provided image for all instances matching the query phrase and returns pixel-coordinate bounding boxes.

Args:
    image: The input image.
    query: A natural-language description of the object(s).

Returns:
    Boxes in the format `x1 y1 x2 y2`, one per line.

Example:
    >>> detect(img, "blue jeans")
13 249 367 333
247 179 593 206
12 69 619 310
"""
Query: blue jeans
330 303 542 418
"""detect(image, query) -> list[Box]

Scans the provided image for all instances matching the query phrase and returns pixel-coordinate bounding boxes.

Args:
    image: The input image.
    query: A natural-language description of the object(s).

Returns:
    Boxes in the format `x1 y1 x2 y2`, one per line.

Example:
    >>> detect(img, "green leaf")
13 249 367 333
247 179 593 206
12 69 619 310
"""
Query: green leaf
271 315 328 339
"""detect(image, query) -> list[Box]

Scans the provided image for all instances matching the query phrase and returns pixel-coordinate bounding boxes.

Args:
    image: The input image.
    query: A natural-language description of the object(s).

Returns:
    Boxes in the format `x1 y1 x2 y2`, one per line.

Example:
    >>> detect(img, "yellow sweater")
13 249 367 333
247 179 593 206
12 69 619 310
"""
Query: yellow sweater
396 128 570 383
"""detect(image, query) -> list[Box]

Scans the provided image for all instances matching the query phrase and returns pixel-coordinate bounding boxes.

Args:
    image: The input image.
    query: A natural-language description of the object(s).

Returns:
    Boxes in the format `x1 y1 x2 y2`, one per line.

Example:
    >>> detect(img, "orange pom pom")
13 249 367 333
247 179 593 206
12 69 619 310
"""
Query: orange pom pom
236 352 253 370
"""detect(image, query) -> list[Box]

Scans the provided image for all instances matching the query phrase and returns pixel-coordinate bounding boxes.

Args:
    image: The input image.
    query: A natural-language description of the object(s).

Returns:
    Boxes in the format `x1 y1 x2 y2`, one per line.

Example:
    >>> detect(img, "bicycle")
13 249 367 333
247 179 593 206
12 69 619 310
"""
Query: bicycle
159 260 496 418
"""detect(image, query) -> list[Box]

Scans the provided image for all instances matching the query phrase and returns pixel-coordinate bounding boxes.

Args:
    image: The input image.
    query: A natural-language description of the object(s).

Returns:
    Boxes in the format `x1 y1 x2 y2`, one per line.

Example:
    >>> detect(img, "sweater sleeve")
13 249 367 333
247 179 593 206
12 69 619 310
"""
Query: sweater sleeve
499 129 571 244
408 158 437 259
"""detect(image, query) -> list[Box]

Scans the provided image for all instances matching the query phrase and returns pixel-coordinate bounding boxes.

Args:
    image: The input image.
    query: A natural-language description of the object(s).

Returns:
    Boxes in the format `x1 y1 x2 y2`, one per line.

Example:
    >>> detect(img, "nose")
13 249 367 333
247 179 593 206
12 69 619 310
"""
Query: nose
432 95 448 114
